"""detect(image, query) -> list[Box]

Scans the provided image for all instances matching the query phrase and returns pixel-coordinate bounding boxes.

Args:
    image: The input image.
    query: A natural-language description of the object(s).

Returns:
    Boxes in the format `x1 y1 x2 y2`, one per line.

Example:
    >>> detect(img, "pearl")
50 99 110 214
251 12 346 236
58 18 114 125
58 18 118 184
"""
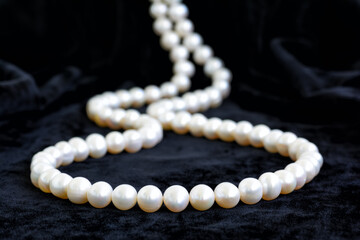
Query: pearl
276 132 297 157
50 173 73 199
239 178 263 205
233 121 253 146
217 120 237 142
38 169 60 193
157 111 176 130
189 184 215 211
116 90 132 108
107 109 126 130
203 117 222 140
112 184 137 210
31 151 57 169
145 85 161 103
160 31 180 50
194 90 210 111
102 91 120 107
212 79 230 98
171 74 191 92
213 68 232 82
170 45 189 62
87 181 113 208
149 2 167 18
164 185 189 212
86 133 107 158
298 151 323 174
258 172 282 201
285 163 306 190
138 127 160 148
204 57 223 77
153 17 172 35
249 124 270 148
123 130 143 153
67 177 92 204
296 142 319 159
55 141 75 166
31 163 54 188
171 111 192 134
193 45 213 65
121 109 140 129
105 131 125 154
296 159 316 183
129 87 145 108
175 19 193 37
288 138 308 161
188 113 207 137
137 185 163 213
183 92 199 113
263 129 283 153
160 82 178 98
94 107 112 127
68 137 89 162
183 33 203 52
168 3 188 21
204 87 222 108
214 182 240 209
274 170 296 194
173 60 195 77
43 146 63 167
163 0 181 4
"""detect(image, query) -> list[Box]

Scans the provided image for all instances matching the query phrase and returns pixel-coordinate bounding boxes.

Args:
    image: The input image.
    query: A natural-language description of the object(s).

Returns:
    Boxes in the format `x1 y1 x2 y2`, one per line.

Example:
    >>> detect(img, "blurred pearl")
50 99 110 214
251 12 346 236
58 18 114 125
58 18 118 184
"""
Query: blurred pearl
121 109 140 129
239 178 263 205
172 111 192 134
105 131 125 154
31 151 57 169
194 90 210 111
115 90 132 108
189 113 207 137
203 117 222 140
173 60 195 77
163 0 181 4
175 19 193 37
67 177 91 204
153 17 172 35
43 147 63 167
288 138 308 161
298 151 323 174
164 185 189 212
50 173 73 199
213 68 232 82
217 120 236 142
107 109 126 130
214 182 240 209
55 141 75 166
249 124 270 148
296 142 319 159
263 129 283 153
145 85 161 103
183 33 203 52
86 133 107 158
189 184 215 211
258 172 282 200
102 91 120 108
129 87 145 108
204 57 223 77
112 184 137 211
276 132 297 157
160 82 178 98
296 159 316 183
68 137 89 162
94 107 112 127
170 45 189 62
157 111 176 130
138 127 160 148
183 92 199 113
38 169 60 193
205 87 222 108
233 121 253 146
274 170 296 194
123 130 143 153
212 79 230 98
31 163 55 188
149 2 167 18
193 45 213 65
161 31 180 50
285 163 306 190
171 74 191 92
137 185 163 213
87 181 113 208
168 3 188 21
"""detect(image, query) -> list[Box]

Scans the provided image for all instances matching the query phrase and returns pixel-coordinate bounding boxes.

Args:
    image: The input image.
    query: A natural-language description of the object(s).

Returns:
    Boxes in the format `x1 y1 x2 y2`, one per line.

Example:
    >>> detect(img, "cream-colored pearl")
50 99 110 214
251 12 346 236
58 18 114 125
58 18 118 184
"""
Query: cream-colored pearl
86 133 107 159
153 17 172 35
161 31 180 50
121 110 140 130
193 45 213 65
170 45 189 62
94 107 112 127
164 185 189 212
67 177 92 204
233 121 253 146
129 87 145 108
274 170 296 194
258 172 282 201
157 111 176 130
204 57 223 77
107 109 126 130
175 19 193 37
171 97 186 111
214 182 240 209
149 2 167 18
112 184 137 211
239 178 263 205
205 87 222 108
285 163 306 190
183 33 203 52
87 181 113 208
217 120 237 142
263 129 283 153
276 132 297 157
249 124 270 148
298 152 323 174
38 169 60 193
137 185 163 213
168 3 188 21
171 74 191 93
160 82 178 98
105 131 125 154
50 173 73 199
212 79 230 98
144 85 161 103
171 111 192 134
55 141 75 166
183 92 199 113
213 68 232 82
288 138 308 160
189 184 215 211
68 137 89 162
43 147 63 167
203 117 222 140
31 151 57 170
296 142 319 159
102 91 120 107
30 163 54 188
194 90 210 111
296 159 316 183
138 127 160 149
188 113 208 137
123 130 143 153
115 90 132 108
173 60 195 77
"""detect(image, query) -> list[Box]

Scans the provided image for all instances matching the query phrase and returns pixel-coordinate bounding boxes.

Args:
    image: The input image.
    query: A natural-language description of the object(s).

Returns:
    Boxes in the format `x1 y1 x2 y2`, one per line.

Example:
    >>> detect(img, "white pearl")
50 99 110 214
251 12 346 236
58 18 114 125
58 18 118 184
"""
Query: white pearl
149 2 167 18
296 159 316 183
102 91 120 107
274 170 296 194
30 163 54 188
212 79 230 98
138 127 160 148
183 33 203 52
263 129 283 153
55 141 75 166
67 177 92 204
94 107 112 127
160 31 180 50
116 90 132 108
194 90 210 111
173 60 195 77
171 74 191 92
204 57 223 77
214 182 240 209
276 132 297 157
105 131 125 154
31 151 57 169
170 45 189 62
168 3 188 21
68 137 89 162
137 185 163 213
157 111 175 130
50 173 73 199
183 92 199 113
189 184 215 211
163 0 181 4
285 163 306 190
298 151 323 174
43 146 63 167
129 87 145 108
213 68 232 82
175 19 193 37
145 85 161 103
123 130 143 153
112 184 137 211
121 109 140 129
87 181 113 208
203 117 222 140
171 111 192 134
153 17 172 35
217 120 237 142
288 138 308 161
86 133 107 158
249 124 270 148
189 113 207 137
193 45 213 65
38 169 60 193
258 172 282 201
239 178 263 204
233 121 253 146
164 185 189 212
160 82 178 98
107 109 126 130
204 87 222 108
86 97 103 120
296 142 319 159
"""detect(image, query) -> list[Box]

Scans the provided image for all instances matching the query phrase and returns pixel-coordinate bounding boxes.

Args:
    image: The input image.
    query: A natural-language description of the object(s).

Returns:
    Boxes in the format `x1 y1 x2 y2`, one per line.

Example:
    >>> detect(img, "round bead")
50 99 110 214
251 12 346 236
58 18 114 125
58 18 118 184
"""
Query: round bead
183 92 199 113
289 138 308 161
50 173 73 199
171 111 192 134
172 97 187 111
212 79 230 98
296 142 319 159
121 110 140 129
285 163 307 190
116 90 132 108
157 111 176 130
263 129 283 153
249 124 270 148
137 185 163 213
189 184 215 211
105 131 125 154
87 181 113 208
188 113 207 137
164 185 189 212
233 121 253 146
239 178 263 205
129 87 145 108
112 184 137 211
43 147 63 167
298 151 323 174
276 132 297 157
193 45 213 65
258 172 282 201
296 159 317 183
168 3 188 21
68 137 89 162
183 33 203 52
205 87 222 108
214 182 240 209
204 57 223 77
144 85 161 103
173 60 195 77
203 117 222 140
171 74 191 92
123 130 143 153
86 133 107 159
217 120 237 142
67 177 92 204
31 152 57 170
170 45 189 62
274 170 297 194
30 163 54 188
194 90 211 111
175 19 193 37
213 68 232 82
55 141 75 166
107 109 126 130
160 31 180 50
94 107 112 127
149 2 167 18
38 169 60 193
153 17 172 35
160 82 178 98
138 127 160 149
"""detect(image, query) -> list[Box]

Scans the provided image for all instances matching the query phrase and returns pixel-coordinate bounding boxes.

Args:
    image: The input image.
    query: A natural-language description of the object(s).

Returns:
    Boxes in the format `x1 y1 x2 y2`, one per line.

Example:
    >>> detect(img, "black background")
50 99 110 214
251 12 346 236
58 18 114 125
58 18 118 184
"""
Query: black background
0 0 359 239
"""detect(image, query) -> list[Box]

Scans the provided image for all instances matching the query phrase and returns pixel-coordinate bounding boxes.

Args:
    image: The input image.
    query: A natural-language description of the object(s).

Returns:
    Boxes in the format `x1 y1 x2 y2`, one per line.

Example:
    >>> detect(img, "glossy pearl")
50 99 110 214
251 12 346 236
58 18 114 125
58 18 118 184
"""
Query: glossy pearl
168 3 188 21
121 110 140 129
175 19 193 37
239 178 263 205
285 163 306 190
164 185 189 212
138 127 160 148
258 172 282 200
296 159 316 183
68 137 89 162
38 169 60 193
107 109 126 130
183 93 199 113
263 129 283 153
31 151 57 169
50 173 73 199
189 113 207 137
87 181 113 208
288 138 308 161
31 163 54 188
204 57 223 77
205 87 222 108
193 45 213 65
157 111 175 130
86 133 107 158
213 79 230 98
43 146 63 167
296 142 319 159
67 177 91 204
170 45 189 62
153 17 172 35
173 60 195 77
94 107 112 127
161 31 180 50
116 90 132 108
123 130 143 153
183 33 203 52
233 121 253 146
171 97 187 111
213 68 232 82
274 170 296 194
105 131 125 154
194 90 211 111
172 111 192 134
112 184 137 211
160 82 178 98
214 182 240 209
129 87 145 108
189 184 215 211
249 124 270 148
149 2 167 18
171 74 191 92
55 141 75 166
137 185 163 213
145 85 161 103
217 120 237 142
203 117 222 140
276 132 297 157
298 151 323 174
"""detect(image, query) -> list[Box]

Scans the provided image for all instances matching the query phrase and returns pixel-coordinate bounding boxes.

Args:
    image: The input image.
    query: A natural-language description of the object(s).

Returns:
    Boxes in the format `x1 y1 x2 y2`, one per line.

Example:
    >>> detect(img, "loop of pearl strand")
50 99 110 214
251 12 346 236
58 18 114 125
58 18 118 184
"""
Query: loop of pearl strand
30 0 323 213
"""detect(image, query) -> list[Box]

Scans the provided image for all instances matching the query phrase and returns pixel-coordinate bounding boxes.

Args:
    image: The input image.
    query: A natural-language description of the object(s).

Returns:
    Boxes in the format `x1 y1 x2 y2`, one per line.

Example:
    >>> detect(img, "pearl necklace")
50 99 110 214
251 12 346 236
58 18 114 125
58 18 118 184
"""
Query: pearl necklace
30 0 323 213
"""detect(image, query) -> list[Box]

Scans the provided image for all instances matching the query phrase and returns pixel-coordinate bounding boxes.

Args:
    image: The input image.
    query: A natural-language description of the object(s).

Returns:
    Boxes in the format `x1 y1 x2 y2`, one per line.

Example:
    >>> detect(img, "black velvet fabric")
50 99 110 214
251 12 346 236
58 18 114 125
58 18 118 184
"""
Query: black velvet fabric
0 0 359 239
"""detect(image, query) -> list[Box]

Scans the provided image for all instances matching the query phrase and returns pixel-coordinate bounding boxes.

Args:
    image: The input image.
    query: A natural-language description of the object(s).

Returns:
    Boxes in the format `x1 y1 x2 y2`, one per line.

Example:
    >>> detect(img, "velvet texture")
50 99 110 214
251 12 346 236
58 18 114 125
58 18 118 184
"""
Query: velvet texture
0 0 359 239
